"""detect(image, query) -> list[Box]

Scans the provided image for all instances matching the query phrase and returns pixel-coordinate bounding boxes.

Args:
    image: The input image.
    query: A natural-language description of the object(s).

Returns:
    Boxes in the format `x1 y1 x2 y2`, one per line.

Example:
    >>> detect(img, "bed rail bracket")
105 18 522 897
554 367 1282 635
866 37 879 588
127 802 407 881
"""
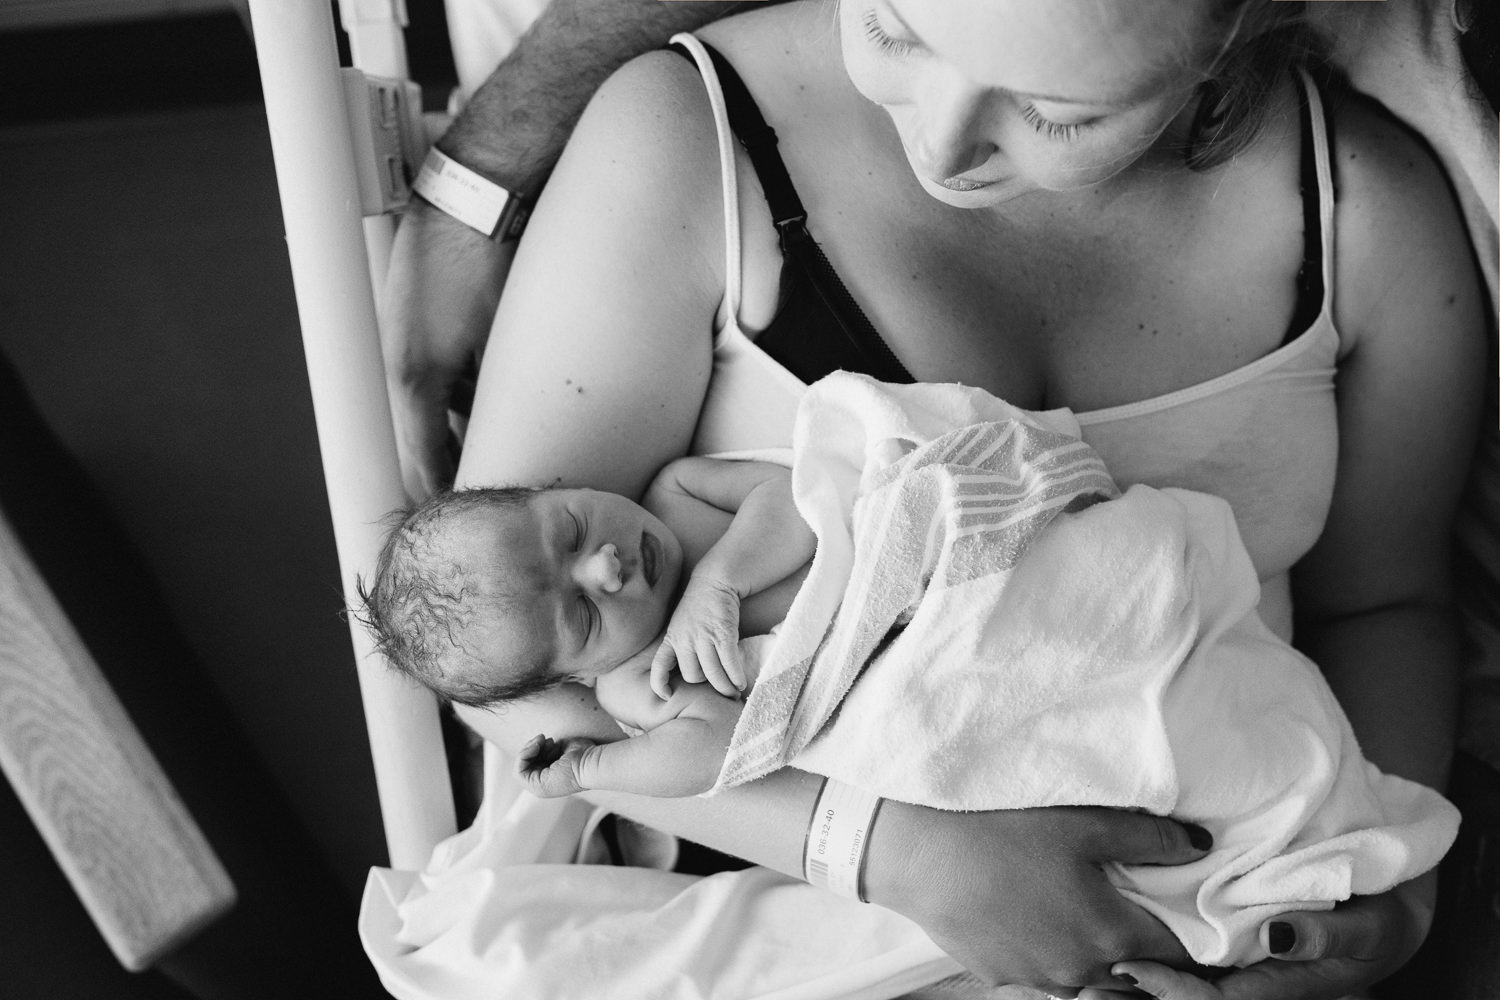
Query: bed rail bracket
340 68 426 217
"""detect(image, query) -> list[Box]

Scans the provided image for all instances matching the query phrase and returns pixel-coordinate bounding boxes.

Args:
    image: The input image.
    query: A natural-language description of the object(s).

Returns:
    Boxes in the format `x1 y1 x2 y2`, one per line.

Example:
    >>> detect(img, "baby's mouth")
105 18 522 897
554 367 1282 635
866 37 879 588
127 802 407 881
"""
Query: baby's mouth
641 530 660 588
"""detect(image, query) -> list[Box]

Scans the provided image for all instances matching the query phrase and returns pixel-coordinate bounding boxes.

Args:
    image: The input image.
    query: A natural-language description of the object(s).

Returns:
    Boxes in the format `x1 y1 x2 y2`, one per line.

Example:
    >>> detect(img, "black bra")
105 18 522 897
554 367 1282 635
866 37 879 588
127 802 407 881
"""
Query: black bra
668 40 915 385
668 40 1326 382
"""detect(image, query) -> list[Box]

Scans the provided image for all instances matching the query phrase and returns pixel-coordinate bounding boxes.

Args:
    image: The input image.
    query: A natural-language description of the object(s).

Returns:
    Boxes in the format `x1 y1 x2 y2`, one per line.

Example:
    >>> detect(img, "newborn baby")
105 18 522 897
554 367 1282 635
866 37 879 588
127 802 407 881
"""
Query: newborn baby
357 457 807 797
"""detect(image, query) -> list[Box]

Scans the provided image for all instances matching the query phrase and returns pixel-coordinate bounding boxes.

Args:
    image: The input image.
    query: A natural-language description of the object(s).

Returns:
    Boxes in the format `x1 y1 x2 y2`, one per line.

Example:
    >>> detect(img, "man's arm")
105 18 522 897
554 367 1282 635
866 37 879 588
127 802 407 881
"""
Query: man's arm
381 1 786 499
441 1 780 194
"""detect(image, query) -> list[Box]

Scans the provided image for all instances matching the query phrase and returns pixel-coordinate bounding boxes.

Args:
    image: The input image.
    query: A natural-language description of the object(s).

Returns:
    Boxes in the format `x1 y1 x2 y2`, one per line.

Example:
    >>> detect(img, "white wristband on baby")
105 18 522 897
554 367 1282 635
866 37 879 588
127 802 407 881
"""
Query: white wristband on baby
411 147 529 240
803 778 883 902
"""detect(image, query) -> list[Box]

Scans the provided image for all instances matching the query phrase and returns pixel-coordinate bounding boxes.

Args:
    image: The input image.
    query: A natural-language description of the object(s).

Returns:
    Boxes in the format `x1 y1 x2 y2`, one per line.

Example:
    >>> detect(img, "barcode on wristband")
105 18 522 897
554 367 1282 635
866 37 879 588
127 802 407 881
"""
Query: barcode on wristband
803 779 880 901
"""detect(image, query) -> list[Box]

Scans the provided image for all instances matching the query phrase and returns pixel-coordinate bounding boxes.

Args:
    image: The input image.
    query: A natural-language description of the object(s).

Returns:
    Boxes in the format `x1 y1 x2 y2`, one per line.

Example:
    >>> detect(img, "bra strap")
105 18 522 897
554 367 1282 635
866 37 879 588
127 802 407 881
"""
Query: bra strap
667 38 914 385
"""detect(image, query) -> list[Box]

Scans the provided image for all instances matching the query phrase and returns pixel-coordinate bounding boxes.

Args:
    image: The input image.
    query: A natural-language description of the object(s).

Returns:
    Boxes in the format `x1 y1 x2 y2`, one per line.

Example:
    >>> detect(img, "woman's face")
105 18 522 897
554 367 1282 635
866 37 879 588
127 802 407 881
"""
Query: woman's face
839 0 1221 206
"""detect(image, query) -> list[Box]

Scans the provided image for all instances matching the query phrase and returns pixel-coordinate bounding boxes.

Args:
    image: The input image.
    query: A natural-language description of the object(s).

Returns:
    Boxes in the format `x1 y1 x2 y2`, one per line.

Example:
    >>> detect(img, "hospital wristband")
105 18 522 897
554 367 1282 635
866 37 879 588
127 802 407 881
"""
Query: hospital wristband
803 778 883 903
412 147 530 241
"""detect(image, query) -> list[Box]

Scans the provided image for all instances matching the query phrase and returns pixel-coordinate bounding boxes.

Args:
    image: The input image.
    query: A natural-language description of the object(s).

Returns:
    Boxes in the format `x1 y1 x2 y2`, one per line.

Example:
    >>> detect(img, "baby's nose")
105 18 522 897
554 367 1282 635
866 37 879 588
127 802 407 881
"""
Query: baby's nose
582 543 623 594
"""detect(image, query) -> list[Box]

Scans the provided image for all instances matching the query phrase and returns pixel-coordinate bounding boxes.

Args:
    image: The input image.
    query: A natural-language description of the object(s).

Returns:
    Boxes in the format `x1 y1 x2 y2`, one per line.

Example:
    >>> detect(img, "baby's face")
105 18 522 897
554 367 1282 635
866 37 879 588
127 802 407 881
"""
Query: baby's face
462 489 684 685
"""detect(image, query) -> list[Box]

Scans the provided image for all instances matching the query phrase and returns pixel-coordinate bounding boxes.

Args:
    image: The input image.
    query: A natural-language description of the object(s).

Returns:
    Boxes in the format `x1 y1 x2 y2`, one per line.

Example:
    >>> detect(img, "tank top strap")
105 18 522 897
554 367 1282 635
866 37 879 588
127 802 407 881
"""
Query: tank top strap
1299 68 1338 323
668 33 745 331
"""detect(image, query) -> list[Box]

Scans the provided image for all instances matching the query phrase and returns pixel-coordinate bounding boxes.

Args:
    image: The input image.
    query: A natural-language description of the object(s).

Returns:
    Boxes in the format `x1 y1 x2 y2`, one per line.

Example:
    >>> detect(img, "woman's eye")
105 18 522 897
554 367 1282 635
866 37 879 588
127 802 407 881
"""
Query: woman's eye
570 513 584 551
577 597 595 639
862 9 915 57
1020 104 1093 142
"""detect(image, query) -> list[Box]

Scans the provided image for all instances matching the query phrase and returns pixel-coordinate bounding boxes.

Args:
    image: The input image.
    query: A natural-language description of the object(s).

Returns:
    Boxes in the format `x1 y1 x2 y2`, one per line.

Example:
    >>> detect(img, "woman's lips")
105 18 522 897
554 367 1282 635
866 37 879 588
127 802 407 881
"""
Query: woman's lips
641 530 659 587
934 175 994 192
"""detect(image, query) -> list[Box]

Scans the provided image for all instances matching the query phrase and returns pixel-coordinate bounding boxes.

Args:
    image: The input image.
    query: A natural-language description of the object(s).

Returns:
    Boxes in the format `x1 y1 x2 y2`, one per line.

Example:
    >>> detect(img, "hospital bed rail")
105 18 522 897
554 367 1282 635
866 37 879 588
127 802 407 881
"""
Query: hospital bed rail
248 0 457 870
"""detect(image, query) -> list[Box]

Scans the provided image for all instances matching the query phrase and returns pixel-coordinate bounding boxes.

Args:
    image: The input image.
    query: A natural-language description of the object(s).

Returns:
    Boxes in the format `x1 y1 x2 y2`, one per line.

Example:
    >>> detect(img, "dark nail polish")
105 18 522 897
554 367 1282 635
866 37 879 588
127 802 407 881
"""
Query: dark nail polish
1185 823 1213 851
1115 972 1139 987
1268 921 1296 954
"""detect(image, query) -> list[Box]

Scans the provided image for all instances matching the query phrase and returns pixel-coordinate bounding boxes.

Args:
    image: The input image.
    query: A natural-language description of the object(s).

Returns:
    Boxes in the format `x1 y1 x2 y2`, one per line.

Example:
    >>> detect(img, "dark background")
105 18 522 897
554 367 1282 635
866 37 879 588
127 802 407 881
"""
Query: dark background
0 3 457 997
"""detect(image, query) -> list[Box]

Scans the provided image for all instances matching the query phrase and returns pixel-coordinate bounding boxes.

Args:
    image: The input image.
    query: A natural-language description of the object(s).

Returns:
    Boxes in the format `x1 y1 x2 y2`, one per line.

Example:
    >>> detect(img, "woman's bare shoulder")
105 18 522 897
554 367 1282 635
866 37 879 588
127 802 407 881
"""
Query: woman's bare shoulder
698 1 862 120
1324 87 1484 348
566 47 723 187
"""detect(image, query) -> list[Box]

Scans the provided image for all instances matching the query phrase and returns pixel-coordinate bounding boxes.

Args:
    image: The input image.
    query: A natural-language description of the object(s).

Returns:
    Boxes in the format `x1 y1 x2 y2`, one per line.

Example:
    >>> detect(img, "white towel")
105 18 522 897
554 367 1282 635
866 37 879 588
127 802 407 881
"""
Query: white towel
716 373 1460 966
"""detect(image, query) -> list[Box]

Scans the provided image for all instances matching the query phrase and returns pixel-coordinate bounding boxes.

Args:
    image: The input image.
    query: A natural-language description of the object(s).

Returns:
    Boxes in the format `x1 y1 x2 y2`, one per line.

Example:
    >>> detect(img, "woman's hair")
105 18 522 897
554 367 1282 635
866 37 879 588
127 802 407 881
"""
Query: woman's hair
354 485 571 708
1184 0 1322 171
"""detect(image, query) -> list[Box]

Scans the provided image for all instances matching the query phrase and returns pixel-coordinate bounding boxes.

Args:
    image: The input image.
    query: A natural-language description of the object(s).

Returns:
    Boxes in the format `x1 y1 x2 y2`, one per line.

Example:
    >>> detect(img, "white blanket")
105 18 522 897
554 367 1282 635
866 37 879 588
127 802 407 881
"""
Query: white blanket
716 373 1460 966
361 744 963 999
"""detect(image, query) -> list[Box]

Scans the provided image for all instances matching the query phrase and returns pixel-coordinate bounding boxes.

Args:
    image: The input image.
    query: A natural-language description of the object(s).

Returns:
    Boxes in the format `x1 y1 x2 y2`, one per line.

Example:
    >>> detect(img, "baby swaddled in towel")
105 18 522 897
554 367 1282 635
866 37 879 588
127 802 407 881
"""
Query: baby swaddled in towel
358 372 1458 968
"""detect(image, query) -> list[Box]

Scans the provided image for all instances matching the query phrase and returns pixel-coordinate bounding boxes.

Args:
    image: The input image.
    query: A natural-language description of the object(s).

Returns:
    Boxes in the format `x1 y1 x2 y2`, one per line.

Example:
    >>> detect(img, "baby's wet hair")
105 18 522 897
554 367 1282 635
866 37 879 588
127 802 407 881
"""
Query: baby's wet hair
354 485 571 708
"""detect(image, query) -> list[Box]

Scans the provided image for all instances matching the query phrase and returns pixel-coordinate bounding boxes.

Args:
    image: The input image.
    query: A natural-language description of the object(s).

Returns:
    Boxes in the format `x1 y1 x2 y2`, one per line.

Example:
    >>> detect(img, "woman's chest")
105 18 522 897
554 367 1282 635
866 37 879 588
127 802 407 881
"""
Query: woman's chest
837 196 1305 413
752 110 1309 413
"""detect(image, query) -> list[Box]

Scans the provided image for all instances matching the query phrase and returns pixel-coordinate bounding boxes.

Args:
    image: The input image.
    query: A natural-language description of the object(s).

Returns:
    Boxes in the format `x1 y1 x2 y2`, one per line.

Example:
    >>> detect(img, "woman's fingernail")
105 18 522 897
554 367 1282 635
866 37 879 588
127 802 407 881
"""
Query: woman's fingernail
1115 971 1139 986
1268 921 1296 954
1185 823 1213 850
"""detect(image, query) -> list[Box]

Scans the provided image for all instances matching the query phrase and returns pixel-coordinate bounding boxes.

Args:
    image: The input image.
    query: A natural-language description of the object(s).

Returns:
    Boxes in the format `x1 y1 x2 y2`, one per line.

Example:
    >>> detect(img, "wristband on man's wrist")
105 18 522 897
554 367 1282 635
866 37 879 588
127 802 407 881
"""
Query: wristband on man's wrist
803 777 883 903
412 147 531 241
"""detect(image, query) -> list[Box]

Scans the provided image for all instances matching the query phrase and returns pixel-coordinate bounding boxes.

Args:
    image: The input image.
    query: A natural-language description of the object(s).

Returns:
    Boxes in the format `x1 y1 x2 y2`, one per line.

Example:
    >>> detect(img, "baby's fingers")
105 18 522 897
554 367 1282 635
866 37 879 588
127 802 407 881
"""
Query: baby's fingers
649 643 678 700
517 733 555 772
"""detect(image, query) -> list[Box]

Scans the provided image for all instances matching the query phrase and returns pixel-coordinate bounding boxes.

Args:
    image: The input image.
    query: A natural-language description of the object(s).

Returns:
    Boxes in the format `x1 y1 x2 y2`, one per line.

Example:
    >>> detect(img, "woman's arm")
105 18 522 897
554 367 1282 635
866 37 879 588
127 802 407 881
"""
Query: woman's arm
1292 94 1486 792
380 0 785 498
456 51 724 499
1098 91 1488 1000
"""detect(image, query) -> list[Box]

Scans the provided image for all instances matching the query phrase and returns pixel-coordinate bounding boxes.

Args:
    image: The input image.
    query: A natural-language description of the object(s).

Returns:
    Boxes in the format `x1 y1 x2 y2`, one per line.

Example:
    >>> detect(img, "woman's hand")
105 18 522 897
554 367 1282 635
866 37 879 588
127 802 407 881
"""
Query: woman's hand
379 200 516 499
651 576 747 699
1086 872 1436 1000
864 803 1215 996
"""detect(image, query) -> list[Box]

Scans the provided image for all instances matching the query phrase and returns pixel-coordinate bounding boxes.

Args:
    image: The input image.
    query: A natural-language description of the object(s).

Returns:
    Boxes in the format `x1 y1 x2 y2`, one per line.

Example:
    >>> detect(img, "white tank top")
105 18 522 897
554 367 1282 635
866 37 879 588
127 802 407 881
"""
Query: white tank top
679 33 1341 640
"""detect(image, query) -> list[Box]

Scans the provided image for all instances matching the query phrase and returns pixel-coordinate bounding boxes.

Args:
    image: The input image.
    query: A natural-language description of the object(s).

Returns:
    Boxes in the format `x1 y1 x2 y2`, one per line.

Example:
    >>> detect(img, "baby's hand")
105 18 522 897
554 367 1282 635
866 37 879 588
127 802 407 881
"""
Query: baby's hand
650 575 745 700
516 733 596 798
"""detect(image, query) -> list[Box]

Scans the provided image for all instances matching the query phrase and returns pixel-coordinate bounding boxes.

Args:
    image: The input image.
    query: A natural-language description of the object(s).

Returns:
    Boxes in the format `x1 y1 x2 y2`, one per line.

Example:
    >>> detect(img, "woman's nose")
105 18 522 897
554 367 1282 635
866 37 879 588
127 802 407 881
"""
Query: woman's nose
911 74 998 180
577 543 623 594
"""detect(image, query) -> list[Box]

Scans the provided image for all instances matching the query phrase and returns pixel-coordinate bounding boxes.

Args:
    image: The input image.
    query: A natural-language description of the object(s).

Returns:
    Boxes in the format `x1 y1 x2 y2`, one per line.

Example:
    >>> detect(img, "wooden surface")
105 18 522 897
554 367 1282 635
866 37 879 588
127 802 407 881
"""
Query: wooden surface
0 509 236 971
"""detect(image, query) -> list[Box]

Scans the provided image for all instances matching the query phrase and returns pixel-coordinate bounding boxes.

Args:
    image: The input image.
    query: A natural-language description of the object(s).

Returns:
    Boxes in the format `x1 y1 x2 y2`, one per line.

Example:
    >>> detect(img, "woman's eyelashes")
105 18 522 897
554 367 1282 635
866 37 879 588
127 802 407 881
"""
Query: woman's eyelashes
1019 104 1094 142
857 8 1100 145
861 9 916 57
